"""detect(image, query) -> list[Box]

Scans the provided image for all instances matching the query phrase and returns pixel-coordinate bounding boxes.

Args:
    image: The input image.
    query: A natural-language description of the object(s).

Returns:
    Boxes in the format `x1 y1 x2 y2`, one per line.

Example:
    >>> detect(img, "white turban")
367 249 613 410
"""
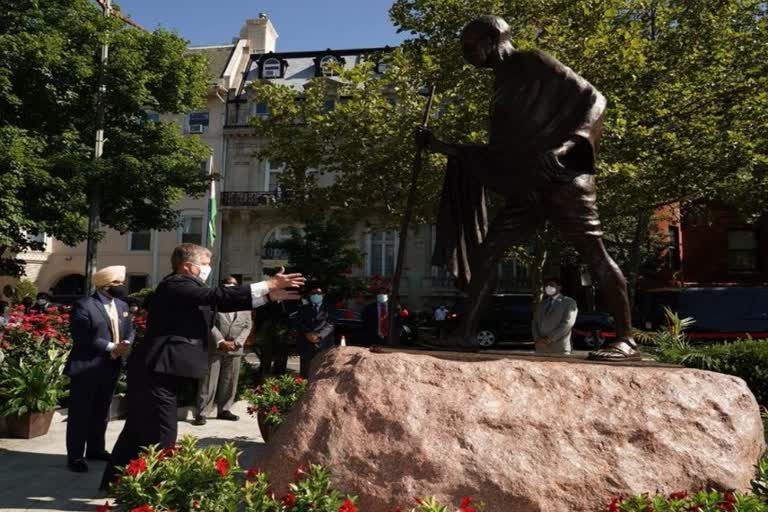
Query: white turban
93 265 126 288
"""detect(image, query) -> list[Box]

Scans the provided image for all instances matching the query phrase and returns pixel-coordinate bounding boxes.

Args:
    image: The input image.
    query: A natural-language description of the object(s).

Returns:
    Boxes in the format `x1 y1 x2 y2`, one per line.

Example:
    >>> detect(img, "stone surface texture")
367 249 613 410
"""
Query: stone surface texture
258 347 764 512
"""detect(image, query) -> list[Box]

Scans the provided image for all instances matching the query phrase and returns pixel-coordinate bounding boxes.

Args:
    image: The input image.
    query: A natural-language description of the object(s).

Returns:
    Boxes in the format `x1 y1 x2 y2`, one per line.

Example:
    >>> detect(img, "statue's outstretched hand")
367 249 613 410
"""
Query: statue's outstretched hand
414 126 434 151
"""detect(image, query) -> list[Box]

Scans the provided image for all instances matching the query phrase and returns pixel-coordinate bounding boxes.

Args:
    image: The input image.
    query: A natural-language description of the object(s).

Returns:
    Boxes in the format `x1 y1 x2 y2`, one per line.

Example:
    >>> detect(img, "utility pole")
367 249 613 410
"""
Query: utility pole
84 0 111 296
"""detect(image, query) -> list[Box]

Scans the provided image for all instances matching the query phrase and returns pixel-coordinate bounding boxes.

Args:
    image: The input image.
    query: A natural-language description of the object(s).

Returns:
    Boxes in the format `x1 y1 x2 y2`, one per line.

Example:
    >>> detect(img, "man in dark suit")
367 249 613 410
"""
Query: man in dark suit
295 286 335 379
100 243 303 489
362 287 398 346
65 266 134 473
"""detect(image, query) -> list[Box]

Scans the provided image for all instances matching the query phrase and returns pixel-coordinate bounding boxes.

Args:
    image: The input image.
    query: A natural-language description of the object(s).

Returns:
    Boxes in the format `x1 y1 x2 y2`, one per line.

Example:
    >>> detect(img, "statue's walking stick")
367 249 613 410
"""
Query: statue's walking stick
387 84 437 345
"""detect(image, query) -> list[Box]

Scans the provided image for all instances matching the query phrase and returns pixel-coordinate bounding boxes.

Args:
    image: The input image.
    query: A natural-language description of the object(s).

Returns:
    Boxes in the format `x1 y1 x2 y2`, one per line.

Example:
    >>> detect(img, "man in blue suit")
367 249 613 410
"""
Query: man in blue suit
65 265 134 473
295 286 335 379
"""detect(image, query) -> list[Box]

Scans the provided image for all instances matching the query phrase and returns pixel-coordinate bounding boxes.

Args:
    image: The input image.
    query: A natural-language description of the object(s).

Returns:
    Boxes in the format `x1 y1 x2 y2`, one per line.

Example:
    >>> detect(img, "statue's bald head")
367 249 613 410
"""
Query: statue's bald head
460 16 514 68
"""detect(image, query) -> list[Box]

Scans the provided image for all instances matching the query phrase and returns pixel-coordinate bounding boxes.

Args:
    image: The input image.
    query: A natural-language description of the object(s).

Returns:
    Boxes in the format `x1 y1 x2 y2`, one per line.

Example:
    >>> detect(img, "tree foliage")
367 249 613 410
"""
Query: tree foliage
265 217 364 298
0 0 211 276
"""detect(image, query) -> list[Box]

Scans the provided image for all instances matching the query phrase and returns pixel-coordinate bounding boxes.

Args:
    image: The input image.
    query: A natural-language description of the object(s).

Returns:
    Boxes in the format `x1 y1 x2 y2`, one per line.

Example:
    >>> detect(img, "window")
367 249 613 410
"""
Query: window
368 231 397 277
251 101 269 118
128 274 149 294
130 230 151 251
24 231 47 251
181 216 203 245
728 230 758 271
264 160 282 192
146 111 160 123
376 61 390 74
187 112 209 134
668 226 681 271
262 58 281 79
263 227 294 260
323 99 336 112
320 55 338 76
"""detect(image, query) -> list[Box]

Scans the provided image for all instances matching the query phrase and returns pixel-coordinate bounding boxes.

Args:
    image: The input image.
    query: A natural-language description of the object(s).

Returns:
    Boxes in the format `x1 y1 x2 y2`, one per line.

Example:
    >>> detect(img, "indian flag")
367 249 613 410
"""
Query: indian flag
206 155 217 248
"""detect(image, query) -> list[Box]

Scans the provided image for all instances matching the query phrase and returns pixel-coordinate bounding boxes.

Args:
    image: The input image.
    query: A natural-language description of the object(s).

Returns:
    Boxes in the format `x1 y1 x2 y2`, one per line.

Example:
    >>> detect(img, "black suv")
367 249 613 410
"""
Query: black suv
446 294 615 349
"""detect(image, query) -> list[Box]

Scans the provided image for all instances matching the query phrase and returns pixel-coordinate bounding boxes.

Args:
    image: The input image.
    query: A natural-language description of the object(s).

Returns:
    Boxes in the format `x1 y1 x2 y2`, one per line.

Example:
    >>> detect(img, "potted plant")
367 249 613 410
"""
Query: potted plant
0 348 68 438
243 374 307 442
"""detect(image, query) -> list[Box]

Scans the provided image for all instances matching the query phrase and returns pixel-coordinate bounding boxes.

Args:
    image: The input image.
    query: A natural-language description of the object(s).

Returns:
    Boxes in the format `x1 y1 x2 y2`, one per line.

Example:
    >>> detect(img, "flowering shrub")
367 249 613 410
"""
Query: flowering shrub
243 374 308 427
132 310 147 340
0 306 71 416
109 436 358 512
606 490 766 511
406 496 485 512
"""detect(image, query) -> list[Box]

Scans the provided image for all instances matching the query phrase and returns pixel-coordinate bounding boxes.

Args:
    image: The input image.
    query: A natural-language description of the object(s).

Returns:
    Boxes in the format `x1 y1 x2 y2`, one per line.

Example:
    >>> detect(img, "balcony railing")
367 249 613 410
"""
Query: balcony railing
221 191 283 208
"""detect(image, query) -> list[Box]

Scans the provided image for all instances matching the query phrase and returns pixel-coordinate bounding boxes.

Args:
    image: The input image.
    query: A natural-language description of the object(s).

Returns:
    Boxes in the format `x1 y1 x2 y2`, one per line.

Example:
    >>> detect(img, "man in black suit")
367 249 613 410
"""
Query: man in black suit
65 266 134 473
362 287 398 346
101 243 303 489
295 287 335 379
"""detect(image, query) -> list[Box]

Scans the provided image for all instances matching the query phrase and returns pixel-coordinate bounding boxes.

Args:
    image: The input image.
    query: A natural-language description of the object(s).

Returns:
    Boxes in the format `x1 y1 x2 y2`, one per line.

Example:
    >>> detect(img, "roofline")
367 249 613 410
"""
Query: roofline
188 44 237 50
251 46 394 60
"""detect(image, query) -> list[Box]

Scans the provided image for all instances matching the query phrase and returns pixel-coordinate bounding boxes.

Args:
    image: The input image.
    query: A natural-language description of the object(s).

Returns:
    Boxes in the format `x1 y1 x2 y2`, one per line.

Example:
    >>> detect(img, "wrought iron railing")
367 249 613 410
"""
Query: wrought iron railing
221 191 279 207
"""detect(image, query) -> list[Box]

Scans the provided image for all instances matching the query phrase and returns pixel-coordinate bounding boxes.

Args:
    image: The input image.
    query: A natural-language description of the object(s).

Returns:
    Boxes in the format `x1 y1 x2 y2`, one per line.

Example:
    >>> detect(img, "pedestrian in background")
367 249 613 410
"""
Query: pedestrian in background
295 286 335 379
532 279 578 354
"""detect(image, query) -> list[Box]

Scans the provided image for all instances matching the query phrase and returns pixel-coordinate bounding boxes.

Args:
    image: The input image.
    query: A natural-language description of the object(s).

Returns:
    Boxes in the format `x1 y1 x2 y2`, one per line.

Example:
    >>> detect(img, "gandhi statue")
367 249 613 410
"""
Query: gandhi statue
418 15 637 360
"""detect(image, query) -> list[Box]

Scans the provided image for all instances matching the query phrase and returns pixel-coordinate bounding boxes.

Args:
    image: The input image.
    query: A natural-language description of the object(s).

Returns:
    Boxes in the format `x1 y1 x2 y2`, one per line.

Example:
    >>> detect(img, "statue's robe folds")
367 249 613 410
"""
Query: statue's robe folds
433 49 607 290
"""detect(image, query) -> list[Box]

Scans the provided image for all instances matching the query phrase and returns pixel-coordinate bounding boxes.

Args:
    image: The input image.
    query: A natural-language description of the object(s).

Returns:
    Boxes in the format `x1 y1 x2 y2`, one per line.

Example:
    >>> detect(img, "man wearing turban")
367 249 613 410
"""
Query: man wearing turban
65 265 134 473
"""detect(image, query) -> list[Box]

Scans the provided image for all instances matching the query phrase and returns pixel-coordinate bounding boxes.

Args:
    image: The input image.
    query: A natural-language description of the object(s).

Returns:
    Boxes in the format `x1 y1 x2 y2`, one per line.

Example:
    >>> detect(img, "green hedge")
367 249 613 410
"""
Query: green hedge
658 339 768 407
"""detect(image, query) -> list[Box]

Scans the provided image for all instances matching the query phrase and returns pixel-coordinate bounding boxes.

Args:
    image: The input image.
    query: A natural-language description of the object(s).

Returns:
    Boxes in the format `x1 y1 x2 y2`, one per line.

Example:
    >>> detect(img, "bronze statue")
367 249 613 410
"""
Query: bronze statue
418 15 637 360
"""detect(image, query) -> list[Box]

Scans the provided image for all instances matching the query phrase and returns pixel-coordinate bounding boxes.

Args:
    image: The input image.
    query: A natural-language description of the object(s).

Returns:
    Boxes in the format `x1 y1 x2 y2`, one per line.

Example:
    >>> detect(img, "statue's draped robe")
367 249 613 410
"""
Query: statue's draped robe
432 49 607 289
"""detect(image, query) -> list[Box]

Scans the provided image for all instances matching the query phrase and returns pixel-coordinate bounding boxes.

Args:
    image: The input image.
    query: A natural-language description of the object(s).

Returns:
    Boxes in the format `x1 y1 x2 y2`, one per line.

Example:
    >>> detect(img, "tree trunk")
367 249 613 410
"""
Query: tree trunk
626 210 651 307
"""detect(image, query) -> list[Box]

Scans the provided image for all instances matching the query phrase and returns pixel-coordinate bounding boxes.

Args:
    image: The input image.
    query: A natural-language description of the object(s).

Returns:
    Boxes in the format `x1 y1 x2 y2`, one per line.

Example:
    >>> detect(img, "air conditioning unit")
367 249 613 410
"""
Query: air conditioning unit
188 124 205 134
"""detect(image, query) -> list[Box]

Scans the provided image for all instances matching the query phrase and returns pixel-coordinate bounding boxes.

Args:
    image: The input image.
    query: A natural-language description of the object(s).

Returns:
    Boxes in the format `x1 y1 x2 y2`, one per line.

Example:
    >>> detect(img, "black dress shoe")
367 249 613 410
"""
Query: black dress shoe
86 450 111 462
216 411 239 421
192 415 207 426
67 458 89 473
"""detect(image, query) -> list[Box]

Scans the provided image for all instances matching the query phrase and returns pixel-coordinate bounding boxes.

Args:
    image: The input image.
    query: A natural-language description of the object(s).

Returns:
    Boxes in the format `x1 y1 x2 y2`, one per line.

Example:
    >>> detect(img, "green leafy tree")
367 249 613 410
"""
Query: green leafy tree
265 217 365 298
251 0 767 295
0 0 211 276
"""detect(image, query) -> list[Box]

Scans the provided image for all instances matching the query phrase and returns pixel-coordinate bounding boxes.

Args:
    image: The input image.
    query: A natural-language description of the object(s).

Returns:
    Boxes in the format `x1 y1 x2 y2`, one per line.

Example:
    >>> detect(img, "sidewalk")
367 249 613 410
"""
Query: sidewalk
0 400 266 512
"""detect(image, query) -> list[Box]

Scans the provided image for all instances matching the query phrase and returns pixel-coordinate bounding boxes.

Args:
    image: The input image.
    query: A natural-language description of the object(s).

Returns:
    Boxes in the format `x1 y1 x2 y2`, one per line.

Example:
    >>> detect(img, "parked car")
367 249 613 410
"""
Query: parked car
636 287 768 342
446 294 616 350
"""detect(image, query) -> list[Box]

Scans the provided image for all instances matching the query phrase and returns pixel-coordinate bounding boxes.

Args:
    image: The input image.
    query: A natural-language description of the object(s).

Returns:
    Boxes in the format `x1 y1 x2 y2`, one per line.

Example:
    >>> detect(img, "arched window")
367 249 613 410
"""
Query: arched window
320 55 338 77
262 226 295 261
262 58 281 79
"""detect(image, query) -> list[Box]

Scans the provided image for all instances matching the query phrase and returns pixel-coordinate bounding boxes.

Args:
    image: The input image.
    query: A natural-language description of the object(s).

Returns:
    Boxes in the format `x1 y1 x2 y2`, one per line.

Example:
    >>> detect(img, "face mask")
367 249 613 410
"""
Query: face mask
107 285 128 299
37 299 48 306
544 286 557 296
223 284 236 288
376 294 389 304
197 264 212 282
309 294 323 305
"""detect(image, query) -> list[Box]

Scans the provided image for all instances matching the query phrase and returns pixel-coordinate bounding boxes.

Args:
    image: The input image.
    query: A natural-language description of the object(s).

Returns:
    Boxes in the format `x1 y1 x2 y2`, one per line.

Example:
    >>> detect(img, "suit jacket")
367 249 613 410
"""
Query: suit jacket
362 302 402 344
65 294 135 378
295 303 335 355
532 294 578 354
131 273 254 379
210 310 253 357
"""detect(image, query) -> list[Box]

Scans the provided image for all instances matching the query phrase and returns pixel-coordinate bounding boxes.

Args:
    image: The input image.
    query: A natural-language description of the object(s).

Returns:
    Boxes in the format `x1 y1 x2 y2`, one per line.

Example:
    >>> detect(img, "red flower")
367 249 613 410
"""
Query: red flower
294 377 304 385
458 496 477 512
130 506 154 512
125 457 147 476
668 491 688 500
215 457 230 477
192 499 200 509
270 405 280 414
282 493 297 507
338 498 357 512
96 501 113 512
246 468 261 481
608 497 623 512
2 341 10 350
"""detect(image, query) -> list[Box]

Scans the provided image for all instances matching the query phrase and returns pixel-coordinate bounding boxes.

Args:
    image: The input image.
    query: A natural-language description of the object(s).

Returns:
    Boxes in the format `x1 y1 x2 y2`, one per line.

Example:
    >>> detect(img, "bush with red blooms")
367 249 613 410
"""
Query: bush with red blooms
405 496 486 512
606 489 766 511
132 310 147 340
0 305 71 362
109 436 359 512
243 374 308 427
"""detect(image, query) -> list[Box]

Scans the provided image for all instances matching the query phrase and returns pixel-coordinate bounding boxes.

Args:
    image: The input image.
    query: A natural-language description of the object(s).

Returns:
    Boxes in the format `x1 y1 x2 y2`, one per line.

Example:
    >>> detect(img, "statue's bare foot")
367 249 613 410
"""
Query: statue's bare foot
588 339 641 361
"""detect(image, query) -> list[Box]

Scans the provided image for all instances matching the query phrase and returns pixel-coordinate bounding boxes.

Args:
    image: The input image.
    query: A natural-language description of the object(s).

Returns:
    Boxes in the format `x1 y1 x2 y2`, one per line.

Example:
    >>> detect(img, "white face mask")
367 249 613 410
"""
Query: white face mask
544 286 557 296
376 294 389 304
197 264 212 282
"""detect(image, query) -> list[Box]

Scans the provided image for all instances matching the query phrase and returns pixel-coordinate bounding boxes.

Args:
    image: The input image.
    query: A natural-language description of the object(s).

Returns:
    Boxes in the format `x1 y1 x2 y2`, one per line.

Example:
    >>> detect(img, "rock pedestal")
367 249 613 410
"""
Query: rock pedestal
257 348 764 512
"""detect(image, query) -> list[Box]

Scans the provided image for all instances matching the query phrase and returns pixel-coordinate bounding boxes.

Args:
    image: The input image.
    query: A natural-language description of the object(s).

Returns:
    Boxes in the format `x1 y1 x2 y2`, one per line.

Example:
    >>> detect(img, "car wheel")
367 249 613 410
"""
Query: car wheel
475 330 497 348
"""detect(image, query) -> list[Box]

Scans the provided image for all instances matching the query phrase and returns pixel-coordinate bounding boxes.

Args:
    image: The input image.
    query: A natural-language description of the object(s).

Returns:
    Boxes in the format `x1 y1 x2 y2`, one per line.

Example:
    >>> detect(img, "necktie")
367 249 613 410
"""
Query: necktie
379 304 388 338
107 301 120 343
545 298 554 316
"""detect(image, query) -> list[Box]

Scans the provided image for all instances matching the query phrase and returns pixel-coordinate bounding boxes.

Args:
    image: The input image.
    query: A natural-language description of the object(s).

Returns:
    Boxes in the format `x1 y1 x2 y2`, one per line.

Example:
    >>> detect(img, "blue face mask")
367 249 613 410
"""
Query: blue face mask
309 294 323 305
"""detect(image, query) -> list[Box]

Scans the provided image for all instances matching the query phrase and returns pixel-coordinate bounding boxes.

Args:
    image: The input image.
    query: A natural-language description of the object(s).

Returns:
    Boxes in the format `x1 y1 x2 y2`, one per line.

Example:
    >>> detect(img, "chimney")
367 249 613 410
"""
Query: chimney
239 14 278 54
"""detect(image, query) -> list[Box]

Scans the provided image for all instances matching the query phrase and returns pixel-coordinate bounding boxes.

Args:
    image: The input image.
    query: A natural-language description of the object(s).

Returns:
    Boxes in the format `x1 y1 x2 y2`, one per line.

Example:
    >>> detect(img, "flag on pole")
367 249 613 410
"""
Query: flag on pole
206 155 217 248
